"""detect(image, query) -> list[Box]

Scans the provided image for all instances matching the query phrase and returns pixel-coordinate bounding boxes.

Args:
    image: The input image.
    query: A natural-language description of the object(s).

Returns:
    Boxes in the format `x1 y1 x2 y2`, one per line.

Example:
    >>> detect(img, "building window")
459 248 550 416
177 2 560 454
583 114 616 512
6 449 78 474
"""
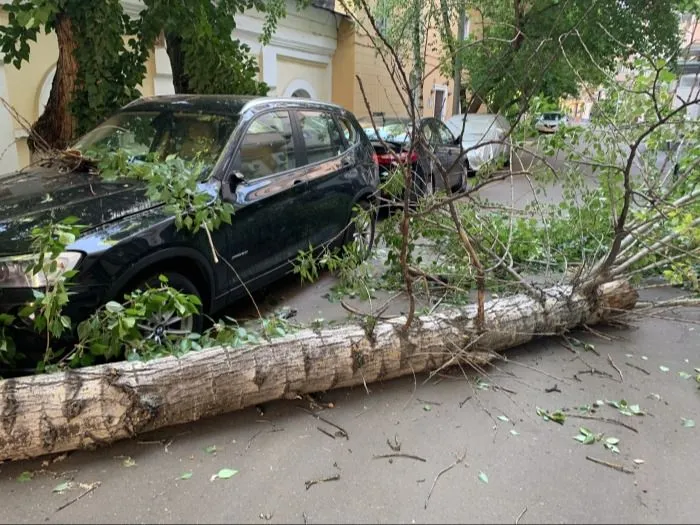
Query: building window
291 89 311 98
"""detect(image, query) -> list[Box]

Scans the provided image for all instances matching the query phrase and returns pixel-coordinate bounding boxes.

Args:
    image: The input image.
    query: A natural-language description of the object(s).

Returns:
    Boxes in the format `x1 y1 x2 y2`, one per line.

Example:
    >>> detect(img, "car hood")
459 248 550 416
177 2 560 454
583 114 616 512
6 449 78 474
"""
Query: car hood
0 167 157 255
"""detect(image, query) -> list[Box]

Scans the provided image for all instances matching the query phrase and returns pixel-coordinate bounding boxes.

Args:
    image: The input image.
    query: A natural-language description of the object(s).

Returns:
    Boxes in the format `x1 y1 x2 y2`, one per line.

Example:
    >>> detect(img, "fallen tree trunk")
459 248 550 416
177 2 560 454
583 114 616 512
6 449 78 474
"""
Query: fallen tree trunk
0 280 637 462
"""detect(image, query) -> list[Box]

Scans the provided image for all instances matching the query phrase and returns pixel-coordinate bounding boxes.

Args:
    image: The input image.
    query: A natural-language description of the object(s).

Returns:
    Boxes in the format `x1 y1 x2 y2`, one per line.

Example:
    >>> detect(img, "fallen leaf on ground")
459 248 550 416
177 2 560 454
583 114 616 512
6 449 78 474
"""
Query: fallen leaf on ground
17 471 33 483
659 365 670 372
478 471 489 484
633 459 645 464
122 457 136 468
681 418 696 428
211 468 239 481
497 415 509 422
423 405 432 412
679 371 692 379
53 481 71 494
180 472 193 480
509 429 520 436
204 445 217 455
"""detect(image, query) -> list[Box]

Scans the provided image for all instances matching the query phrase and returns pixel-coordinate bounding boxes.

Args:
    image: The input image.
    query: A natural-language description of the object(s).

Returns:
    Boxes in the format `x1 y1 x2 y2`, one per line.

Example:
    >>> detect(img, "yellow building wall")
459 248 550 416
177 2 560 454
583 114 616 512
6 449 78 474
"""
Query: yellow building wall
276 56 330 100
331 18 356 110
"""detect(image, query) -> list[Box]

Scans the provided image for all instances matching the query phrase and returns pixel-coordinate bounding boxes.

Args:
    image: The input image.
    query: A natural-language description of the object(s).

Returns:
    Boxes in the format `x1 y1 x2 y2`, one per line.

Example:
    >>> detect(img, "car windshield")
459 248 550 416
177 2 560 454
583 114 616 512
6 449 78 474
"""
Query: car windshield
359 117 412 142
542 113 563 120
73 110 239 170
446 115 503 141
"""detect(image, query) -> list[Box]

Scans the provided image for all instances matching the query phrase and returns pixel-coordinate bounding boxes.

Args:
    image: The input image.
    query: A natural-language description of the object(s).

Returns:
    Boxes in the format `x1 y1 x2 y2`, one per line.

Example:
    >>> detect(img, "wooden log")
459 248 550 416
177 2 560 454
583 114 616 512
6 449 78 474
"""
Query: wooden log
0 280 637 462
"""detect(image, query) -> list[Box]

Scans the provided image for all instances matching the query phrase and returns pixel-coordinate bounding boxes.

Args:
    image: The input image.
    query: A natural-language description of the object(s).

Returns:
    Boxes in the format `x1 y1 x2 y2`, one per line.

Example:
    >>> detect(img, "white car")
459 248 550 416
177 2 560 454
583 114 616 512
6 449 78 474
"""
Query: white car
444 113 511 172
535 112 568 133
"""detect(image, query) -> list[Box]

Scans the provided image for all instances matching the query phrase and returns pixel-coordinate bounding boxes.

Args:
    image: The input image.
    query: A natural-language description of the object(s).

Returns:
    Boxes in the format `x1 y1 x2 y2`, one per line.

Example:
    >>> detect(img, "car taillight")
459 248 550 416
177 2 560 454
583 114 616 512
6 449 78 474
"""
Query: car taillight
372 152 379 165
374 151 418 166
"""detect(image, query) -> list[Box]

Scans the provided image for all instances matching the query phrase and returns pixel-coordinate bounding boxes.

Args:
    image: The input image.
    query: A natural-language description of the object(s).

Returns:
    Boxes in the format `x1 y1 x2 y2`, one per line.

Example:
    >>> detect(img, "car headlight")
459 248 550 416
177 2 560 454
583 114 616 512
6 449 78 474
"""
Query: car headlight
0 252 83 288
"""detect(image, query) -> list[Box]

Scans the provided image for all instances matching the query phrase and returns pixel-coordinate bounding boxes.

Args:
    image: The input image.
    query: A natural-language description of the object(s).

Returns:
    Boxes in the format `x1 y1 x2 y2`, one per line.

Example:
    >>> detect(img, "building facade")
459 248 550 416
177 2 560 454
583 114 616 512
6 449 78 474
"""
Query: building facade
0 0 457 174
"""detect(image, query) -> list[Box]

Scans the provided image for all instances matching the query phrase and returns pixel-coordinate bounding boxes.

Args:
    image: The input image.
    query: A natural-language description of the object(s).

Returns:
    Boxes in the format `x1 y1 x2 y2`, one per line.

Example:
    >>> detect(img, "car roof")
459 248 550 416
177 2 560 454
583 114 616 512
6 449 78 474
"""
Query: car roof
122 94 346 116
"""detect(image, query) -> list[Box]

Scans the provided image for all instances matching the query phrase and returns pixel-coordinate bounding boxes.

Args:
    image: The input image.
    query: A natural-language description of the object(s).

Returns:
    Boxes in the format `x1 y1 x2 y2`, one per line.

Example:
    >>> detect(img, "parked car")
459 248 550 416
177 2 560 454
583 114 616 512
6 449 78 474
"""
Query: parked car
444 113 511 172
535 111 568 133
358 115 467 199
0 95 378 365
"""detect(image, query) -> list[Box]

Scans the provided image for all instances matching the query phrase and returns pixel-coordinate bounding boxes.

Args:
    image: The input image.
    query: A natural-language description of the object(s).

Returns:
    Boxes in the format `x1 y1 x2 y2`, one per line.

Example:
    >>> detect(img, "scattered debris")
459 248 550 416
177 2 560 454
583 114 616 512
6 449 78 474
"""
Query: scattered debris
373 453 426 462
625 362 650 375
259 512 273 521
204 445 217 455
679 371 692 380
567 414 638 433
387 435 401 452
574 427 600 445
607 354 624 382
417 398 442 406
52 481 72 494
56 481 101 513
681 418 695 428
179 472 193 480
299 408 349 440
585 456 634 474
317 427 337 440
607 399 644 416
497 415 510 423
659 365 670 373
545 384 561 393
210 468 238 481
515 506 528 525
536 407 566 424
509 429 520 436
425 451 466 509
633 459 645 465
423 405 432 412
302 512 309 524
17 471 34 483
603 437 621 454
458 395 473 408
304 474 340 491
478 471 489 484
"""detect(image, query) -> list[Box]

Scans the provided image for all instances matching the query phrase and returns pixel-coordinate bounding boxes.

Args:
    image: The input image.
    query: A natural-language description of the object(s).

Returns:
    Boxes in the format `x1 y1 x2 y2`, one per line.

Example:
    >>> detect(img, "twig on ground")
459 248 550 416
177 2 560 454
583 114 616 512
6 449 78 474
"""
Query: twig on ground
373 453 426 462
387 435 401 452
492 385 518 395
304 474 341 490
317 427 337 440
55 482 101 513
459 395 473 408
425 450 467 509
417 398 442 406
625 362 651 375
515 506 528 525
303 512 309 525
585 456 634 474
583 324 616 341
608 353 624 382
402 364 418 411
569 414 638 433
298 407 349 440
545 384 561 393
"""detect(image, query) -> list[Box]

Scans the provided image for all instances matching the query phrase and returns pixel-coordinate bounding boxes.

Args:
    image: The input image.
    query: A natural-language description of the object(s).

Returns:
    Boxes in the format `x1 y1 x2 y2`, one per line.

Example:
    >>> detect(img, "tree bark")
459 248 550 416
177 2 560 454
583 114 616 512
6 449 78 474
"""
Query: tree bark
29 13 78 154
0 280 637 462
165 32 190 94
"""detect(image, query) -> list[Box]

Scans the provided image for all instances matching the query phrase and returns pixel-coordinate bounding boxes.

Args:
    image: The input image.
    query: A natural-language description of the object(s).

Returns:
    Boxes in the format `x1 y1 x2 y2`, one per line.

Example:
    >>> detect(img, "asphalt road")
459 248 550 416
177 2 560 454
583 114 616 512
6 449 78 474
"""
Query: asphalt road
0 291 697 524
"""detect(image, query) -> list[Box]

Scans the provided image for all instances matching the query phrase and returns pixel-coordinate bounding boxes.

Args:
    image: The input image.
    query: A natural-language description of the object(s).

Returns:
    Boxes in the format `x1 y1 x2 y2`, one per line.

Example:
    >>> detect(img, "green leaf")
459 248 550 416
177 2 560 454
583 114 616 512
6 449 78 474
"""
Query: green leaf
53 481 71 493
423 405 432 412
105 301 124 313
180 471 193 480
509 429 520 436
497 415 509 422
214 468 238 480
659 365 670 372
204 445 217 454
17 471 33 482
478 471 489 484
681 418 696 428
122 456 136 467
605 437 620 445
679 371 692 379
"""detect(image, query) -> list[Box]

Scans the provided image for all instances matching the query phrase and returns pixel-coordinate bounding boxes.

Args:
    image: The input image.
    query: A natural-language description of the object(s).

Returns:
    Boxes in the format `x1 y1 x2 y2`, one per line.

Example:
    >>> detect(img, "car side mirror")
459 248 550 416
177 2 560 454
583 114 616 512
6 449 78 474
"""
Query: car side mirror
230 170 245 190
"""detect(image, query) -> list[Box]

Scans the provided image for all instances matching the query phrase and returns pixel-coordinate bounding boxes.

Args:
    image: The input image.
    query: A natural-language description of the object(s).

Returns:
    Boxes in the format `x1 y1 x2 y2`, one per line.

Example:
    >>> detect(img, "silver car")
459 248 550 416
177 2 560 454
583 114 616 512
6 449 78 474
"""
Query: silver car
535 112 568 133
444 113 512 172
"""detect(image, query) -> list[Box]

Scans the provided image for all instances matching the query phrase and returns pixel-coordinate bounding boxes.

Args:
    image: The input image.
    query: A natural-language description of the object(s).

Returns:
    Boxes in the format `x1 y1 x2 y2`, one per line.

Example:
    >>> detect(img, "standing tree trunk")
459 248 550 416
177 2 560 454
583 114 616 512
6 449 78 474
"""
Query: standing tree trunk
29 13 78 154
0 280 637 462
165 32 190 94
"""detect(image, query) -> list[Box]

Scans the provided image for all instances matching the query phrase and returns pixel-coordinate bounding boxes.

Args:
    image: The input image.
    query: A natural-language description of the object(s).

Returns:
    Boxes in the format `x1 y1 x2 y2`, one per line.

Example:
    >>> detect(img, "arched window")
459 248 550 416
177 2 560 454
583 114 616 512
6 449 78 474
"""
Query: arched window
291 89 311 99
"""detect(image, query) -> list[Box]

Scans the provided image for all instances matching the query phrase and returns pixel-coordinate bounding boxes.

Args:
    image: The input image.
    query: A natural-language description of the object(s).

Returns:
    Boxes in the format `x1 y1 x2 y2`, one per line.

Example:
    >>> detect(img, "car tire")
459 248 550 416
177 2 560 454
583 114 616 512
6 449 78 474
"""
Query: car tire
344 200 376 258
130 271 204 340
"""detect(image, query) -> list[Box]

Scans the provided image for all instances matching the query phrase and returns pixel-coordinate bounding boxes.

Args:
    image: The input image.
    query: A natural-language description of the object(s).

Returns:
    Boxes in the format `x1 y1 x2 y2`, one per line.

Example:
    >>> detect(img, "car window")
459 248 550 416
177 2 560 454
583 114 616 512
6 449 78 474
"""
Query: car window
337 116 359 146
419 121 436 146
434 121 455 145
239 111 296 180
298 111 345 164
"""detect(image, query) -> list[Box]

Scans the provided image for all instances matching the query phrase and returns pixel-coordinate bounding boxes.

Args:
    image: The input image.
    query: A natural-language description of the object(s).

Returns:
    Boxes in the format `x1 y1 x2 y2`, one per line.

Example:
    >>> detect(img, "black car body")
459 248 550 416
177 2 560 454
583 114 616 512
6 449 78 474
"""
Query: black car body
0 96 378 361
358 116 468 195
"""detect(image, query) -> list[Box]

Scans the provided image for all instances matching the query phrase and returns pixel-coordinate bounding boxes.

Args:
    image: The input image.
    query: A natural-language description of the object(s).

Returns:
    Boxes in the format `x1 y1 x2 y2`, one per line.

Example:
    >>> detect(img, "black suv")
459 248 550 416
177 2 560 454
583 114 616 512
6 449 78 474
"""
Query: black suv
0 95 378 360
